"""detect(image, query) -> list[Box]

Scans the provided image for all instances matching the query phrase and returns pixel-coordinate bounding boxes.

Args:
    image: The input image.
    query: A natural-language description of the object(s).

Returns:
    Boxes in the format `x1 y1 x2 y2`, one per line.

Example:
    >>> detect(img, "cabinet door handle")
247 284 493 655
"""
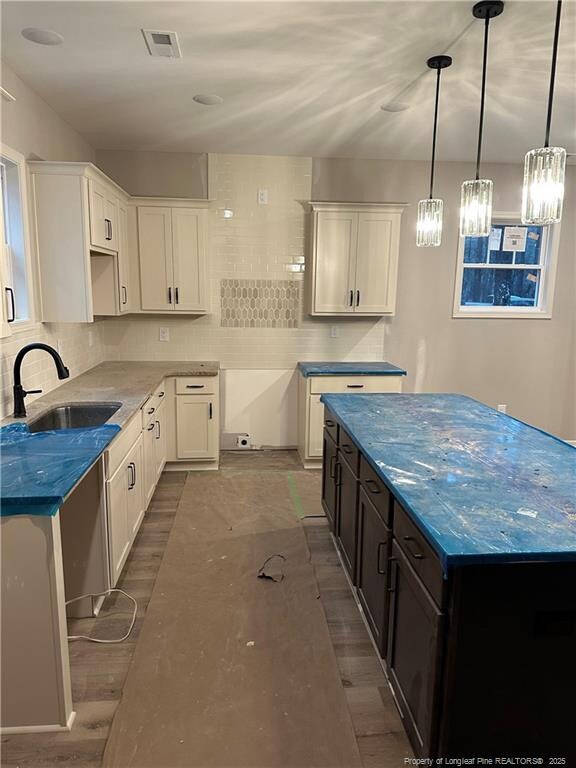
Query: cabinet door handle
186 384 204 389
365 478 381 495
156 420 161 439
402 535 424 560
105 218 112 240
121 286 127 305
346 384 364 389
377 541 387 575
356 290 360 307
329 454 336 479
128 462 135 489
5 287 15 322
168 287 172 304
175 287 179 305
147 423 155 431
335 461 342 487
209 402 213 420
348 289 354 307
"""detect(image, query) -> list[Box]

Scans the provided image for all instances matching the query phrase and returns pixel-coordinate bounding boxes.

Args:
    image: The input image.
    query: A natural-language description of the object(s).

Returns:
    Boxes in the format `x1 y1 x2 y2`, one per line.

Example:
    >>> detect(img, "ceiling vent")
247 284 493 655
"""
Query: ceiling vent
142 29 182 58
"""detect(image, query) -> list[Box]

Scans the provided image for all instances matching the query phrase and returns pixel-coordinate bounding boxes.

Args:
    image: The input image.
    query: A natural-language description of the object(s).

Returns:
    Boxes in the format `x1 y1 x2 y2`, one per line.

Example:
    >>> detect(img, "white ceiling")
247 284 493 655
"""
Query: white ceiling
1 1 575 162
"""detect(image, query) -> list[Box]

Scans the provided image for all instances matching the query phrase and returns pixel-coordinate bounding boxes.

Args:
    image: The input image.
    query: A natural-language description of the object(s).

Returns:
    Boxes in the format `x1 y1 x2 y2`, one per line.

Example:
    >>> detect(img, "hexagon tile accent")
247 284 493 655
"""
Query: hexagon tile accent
220 279 300 328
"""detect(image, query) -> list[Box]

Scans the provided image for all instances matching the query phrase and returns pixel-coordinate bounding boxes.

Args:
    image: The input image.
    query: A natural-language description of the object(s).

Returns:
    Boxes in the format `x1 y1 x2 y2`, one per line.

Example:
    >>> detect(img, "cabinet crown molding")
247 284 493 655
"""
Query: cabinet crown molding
308 201 409 213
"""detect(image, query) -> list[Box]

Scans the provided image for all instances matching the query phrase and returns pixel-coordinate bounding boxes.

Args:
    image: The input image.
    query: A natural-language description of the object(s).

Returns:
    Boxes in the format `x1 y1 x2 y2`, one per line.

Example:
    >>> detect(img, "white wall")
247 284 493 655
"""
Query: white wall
0 61 105 419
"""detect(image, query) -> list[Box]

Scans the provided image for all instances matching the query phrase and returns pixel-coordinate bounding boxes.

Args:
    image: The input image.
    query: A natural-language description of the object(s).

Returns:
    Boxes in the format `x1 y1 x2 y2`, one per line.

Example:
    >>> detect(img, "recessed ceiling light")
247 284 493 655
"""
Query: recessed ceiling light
380 101 410 113
193 94 224 106
21 27 64 45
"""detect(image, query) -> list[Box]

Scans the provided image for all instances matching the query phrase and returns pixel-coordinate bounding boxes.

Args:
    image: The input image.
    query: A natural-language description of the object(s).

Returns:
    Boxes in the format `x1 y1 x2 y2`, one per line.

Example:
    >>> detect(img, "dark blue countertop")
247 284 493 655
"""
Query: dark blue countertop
0 423 121 517
321 393 576 571
298 362 406 377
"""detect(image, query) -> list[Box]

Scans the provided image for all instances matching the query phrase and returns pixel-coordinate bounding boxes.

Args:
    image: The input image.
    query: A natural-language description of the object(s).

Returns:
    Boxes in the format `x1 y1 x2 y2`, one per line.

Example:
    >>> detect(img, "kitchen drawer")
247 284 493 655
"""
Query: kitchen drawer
338 427 359 475
105 411 142 478
176 376 216 395
309 375 403 395
359 455 392 527
323 409 338 443
393 501 444 607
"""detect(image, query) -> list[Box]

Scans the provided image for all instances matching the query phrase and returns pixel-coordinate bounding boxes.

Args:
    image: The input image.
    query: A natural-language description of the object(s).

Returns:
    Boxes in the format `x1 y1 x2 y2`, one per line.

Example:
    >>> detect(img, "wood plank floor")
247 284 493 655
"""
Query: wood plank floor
1 471 188 768
2 452 413 767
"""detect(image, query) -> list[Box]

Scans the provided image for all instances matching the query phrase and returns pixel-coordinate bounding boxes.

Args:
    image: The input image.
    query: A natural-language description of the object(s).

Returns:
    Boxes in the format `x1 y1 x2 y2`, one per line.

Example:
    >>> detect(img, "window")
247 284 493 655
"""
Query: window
1 145 34 327
453 214 560 319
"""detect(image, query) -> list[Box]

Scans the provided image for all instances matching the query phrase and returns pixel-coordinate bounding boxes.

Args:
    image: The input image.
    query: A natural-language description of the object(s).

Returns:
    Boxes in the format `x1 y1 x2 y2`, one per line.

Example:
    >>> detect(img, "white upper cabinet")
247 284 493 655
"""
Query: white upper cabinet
29 162 131 322
137 202 207 314
308 202 406 316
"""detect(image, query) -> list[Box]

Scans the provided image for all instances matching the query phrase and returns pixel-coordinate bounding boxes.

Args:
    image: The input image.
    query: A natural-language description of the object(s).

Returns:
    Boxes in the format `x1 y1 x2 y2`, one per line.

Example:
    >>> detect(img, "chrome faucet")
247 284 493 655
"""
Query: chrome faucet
13 343 69 418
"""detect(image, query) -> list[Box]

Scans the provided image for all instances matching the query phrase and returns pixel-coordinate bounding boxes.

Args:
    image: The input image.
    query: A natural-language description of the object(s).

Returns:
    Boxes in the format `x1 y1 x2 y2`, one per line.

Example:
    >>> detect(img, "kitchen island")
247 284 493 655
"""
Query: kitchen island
320 393 576 760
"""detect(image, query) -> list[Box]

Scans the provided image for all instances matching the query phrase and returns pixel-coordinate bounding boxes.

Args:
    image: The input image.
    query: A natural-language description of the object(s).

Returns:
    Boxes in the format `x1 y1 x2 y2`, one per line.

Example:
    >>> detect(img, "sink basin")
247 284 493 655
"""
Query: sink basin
28 403 121 433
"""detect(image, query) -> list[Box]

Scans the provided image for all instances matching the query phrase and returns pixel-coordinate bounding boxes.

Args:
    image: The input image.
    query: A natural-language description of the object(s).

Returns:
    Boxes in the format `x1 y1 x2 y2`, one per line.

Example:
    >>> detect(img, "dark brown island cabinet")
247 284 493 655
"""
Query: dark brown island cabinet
321 408 576 761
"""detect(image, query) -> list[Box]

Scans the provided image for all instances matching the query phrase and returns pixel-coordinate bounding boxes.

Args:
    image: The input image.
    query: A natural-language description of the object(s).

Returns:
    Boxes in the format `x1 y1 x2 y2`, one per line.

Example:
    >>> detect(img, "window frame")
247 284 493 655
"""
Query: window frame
0 143 38 332
452 211 560 320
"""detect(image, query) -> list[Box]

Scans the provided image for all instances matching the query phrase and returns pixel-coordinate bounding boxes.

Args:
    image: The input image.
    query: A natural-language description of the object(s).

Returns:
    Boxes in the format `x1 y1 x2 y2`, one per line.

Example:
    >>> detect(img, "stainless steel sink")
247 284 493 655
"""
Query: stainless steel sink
28 403 122 433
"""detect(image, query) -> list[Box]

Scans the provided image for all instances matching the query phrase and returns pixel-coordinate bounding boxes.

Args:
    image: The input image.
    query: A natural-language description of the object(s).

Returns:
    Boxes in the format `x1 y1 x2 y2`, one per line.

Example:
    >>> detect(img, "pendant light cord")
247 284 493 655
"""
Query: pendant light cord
544 0 562 148
429 68 441 199
475 14 491 180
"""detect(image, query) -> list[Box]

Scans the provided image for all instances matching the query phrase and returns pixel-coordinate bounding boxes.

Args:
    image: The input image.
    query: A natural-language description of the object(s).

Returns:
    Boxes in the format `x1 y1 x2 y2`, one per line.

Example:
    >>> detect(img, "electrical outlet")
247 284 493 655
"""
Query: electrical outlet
159 327 170 342
497 404 507 414
236 433 252 449
257 188 269 205
330 325 339 338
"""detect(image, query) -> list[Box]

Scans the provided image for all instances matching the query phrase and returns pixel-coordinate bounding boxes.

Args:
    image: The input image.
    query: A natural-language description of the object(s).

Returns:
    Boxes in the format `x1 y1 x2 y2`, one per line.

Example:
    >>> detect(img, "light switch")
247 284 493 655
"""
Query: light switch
159 327 170 342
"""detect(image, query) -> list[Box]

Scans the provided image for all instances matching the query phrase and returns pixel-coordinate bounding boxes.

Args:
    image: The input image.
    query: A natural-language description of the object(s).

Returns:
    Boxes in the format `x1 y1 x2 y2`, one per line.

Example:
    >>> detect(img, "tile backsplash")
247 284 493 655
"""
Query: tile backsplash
220 279 300 328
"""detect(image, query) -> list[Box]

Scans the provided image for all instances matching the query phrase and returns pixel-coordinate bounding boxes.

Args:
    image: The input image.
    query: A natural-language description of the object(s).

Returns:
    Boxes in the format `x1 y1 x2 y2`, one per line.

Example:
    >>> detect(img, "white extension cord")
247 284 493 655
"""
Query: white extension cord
65 588 137 644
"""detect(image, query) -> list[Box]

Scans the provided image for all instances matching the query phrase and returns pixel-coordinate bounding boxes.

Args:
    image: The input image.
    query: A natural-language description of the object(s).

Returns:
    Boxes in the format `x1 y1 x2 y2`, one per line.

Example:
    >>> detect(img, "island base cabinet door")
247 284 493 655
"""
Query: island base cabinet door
321 429 337 531
176 395 217 460
106 456 131 587
356 488 390 656
336 455 358 583
308 394 324 457
386 541 443 758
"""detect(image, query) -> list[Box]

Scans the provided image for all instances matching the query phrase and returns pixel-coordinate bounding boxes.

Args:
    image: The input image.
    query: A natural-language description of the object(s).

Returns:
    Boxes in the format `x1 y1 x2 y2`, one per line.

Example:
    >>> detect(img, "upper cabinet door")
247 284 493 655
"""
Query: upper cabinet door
89 179 118 251
171 208 206 311
138 207 173 311
117 202 131 313
354 211 400 315
312 211 357 314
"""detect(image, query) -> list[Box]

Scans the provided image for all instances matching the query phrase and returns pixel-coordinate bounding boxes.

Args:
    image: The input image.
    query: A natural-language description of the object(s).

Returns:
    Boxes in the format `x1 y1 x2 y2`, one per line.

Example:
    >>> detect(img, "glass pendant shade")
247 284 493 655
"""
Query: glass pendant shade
521 146 566 225
416 198 444 247
459 178 493 237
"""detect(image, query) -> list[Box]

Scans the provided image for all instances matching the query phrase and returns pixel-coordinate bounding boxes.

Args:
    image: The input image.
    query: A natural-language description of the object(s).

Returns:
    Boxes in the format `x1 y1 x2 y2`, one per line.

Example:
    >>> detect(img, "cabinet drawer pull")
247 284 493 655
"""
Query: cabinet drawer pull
158 391 165 398
346 384 364 389
147 407 155 415
5 287 15 322
402 535 424 560
365 478 381 494
147 423 155 431
377 541 387 575
329 454 336 479
341 444 353 454
325 419 335 428
186 384 204 389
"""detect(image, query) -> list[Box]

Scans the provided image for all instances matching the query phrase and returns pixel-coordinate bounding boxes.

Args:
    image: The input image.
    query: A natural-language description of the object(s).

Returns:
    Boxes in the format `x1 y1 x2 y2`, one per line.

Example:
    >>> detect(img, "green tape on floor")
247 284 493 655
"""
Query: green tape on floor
286 473 306 519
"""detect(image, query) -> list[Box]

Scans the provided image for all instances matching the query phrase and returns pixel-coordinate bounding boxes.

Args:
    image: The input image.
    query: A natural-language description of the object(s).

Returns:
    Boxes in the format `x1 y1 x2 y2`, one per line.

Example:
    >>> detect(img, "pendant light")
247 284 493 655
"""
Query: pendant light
459 1 504 238
416 55 453 248
522 0 565 225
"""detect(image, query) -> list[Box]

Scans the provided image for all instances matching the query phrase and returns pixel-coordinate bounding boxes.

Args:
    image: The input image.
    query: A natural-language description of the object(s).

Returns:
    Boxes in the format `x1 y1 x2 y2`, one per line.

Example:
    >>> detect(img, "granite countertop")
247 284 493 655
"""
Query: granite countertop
298 362 406 377
1 360 220 429
0 360 219 516
321 393 576 570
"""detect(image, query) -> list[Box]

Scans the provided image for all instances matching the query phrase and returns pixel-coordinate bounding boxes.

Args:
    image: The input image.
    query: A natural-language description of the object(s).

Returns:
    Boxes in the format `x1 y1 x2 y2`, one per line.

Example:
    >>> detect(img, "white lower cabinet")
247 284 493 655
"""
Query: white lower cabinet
106 433 143 586
308 395 325 458
176 394 218 460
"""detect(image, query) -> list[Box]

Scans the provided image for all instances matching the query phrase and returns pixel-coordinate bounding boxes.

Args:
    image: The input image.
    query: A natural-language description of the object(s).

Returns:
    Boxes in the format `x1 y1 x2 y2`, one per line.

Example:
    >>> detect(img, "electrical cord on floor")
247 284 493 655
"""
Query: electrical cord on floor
65 589 137 644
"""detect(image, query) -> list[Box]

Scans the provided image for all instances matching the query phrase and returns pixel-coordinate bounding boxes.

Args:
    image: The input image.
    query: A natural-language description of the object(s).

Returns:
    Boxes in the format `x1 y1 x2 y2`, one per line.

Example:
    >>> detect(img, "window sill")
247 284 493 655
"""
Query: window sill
452 309 552 320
